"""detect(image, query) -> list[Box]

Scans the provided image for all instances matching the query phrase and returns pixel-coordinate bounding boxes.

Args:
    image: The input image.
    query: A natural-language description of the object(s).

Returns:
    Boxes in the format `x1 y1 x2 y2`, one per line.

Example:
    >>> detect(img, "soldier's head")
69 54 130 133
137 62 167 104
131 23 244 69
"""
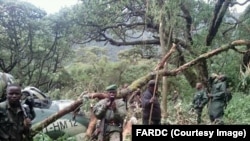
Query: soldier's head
6 83 22 107
123 83 129 88
218 74 227 82
195 82 203 90
147 80 158 93
106 84 117 101
208 73 219 85
211 73 219 79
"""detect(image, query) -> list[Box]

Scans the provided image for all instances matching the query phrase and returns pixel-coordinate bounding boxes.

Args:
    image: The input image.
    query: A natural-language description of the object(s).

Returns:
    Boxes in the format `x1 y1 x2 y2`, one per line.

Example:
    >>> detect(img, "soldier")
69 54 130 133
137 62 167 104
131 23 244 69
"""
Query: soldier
207 73 227 125
190 82 208 124
93 84 126 141
141 80 161 125
0 83 34 141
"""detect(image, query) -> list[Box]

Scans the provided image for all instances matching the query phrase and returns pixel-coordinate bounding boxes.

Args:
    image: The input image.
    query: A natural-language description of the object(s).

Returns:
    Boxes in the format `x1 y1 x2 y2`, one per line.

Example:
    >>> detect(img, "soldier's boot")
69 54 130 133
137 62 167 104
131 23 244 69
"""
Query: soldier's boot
197 111 202 124
214 119 224 125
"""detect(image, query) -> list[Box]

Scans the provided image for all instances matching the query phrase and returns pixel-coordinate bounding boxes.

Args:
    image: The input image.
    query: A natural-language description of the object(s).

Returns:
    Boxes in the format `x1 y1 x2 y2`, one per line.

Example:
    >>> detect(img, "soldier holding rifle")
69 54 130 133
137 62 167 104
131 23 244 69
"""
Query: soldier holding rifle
0 83 34 141
93 84 126 141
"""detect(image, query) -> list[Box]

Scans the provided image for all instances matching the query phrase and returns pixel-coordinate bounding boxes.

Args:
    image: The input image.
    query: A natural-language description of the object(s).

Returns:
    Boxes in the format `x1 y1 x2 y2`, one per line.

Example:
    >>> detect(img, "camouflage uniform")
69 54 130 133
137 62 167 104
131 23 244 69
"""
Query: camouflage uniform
0 101 33 141
191 86 208 124
208 78 227 124
93 85 126 141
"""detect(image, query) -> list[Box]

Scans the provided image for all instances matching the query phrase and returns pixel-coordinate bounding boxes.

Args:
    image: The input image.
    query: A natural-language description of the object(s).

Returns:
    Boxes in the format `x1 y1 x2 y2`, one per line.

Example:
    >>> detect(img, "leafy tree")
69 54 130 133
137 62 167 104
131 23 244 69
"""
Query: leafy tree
0 0 74 91
66 0 249 89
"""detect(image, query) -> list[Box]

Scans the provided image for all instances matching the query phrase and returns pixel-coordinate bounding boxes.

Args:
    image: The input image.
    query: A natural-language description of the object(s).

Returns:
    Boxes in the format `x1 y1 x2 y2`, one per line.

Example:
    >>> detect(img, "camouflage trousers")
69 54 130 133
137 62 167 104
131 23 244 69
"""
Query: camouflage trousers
208 101 225 125
195 108 203 124
104 132 121 141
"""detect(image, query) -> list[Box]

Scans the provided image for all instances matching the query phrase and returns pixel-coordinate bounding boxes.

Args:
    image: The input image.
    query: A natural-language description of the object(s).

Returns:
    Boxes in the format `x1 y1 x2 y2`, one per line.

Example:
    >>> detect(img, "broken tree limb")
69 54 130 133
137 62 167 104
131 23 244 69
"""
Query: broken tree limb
154 43 176 71
84 92 109 99
117 40 250 98
85 107 98 140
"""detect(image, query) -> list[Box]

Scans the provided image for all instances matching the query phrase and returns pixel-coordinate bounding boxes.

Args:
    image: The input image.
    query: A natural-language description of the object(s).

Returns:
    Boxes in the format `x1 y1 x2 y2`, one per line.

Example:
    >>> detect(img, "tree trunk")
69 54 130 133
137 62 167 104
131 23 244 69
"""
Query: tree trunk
161 74 168 118
85 108 97 139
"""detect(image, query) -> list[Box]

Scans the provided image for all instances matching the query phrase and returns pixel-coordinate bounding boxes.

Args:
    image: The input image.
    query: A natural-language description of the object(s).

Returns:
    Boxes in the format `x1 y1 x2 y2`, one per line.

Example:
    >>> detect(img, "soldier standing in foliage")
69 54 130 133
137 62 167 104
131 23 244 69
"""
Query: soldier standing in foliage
207 73 227 125
141 80 161 125
93 84 126 141
0 83 34 141
191 82 208 124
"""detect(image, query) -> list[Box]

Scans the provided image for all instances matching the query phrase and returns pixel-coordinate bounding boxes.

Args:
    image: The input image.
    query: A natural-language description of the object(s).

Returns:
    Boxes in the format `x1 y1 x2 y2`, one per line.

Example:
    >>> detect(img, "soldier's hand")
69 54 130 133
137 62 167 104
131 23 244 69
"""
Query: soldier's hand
111 102 116 109
23 118 31 129
149 97 155 103
107 100 113 107
83 95 89 98
106 100 111 107
207 94 212 97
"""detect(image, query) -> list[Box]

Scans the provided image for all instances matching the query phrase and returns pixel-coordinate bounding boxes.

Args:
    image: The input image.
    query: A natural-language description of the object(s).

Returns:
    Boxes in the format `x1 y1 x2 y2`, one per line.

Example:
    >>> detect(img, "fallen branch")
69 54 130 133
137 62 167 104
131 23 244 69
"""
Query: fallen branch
154 43 176 71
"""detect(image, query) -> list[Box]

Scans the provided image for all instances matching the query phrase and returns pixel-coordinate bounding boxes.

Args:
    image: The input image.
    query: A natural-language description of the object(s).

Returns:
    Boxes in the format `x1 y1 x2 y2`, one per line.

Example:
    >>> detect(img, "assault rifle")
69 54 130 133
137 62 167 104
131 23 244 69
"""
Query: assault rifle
20 103 32 140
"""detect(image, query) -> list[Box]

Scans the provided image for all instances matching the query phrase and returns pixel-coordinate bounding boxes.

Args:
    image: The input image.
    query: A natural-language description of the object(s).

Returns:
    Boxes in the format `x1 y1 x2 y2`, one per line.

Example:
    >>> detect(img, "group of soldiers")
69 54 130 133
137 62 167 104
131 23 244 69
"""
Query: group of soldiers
89 73 232 141
190 73 232 125
90 79 165 141
0 71 232 141
90 74 230 141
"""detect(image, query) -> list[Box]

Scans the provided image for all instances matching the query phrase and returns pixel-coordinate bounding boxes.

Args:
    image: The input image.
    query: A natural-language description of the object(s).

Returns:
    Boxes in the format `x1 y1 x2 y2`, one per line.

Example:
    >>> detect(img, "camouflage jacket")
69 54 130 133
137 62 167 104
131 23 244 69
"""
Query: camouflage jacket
0 101 32 141
192 89 208 109
93 98 126 132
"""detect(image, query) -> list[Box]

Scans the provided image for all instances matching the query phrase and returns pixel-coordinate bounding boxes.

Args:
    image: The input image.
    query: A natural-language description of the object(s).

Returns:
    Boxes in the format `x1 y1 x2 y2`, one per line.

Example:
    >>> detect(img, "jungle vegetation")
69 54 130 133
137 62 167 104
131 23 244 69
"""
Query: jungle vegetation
1 0 250 135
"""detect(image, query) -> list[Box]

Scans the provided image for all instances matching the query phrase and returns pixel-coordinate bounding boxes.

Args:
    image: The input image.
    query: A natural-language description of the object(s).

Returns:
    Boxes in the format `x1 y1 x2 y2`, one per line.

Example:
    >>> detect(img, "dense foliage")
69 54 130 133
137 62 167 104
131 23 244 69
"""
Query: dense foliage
0 0 250 140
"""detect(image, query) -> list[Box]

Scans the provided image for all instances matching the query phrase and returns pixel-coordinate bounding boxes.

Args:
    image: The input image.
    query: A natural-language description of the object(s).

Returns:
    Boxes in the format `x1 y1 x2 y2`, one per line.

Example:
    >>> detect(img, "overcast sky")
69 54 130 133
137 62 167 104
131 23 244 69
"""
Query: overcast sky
23 0 249 14
22 0 79 14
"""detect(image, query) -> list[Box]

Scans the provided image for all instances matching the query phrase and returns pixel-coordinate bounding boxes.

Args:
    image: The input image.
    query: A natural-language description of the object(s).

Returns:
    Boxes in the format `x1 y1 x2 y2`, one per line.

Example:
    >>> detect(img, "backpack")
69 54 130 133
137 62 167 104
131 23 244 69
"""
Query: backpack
219 75 233 105
225 89 232 103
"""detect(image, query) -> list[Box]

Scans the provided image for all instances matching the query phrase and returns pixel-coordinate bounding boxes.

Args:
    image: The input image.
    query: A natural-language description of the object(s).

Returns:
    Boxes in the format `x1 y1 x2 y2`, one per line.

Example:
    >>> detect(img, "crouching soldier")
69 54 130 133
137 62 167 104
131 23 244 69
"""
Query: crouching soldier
93 84 126 141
